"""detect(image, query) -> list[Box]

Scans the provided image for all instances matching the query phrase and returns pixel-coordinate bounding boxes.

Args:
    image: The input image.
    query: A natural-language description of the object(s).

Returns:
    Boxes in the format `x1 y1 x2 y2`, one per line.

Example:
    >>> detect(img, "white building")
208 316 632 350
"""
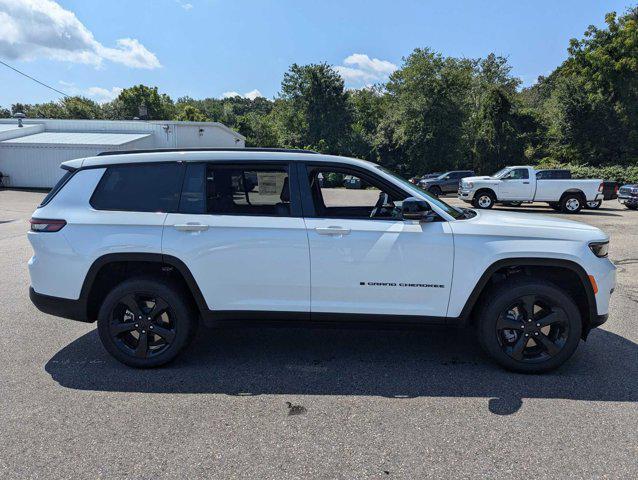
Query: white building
0 118 245 188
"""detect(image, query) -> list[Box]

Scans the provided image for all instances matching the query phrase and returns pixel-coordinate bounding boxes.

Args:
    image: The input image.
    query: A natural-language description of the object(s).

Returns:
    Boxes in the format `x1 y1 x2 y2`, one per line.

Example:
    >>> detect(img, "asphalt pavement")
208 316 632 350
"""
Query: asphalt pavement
0 189 636 479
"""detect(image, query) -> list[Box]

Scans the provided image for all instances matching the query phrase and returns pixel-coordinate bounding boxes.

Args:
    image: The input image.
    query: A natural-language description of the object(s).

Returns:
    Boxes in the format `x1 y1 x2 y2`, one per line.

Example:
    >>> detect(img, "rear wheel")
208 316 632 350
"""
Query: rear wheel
428 186 442 197
476 278 582 373
560 193 584 213
472 191 495 209
97 277 198 368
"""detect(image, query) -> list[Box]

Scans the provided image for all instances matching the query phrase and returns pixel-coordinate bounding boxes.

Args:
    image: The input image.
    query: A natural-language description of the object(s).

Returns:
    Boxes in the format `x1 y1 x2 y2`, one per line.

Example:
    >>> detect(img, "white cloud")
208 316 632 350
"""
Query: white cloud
58 81 123 103
85 86 123 103
175 1 193 11
334 53 397 86
244 89 263 100
222 89 263 100
0 0 161 69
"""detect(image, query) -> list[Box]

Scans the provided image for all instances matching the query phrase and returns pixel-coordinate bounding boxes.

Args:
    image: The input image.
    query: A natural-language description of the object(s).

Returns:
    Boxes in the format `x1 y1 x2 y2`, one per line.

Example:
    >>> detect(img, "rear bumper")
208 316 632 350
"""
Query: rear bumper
29 287 90 323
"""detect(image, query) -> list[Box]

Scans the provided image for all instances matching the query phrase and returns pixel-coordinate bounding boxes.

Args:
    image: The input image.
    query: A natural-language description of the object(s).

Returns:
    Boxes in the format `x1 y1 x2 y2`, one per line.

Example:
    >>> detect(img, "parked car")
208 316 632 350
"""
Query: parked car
418 170 475 196
617 184 638 210
458 166 604 213
28 149 615 373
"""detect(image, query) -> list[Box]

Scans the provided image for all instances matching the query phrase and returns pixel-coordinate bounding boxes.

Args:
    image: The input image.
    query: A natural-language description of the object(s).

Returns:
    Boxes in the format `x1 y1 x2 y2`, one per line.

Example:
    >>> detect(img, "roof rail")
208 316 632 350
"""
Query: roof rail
96 147 319 157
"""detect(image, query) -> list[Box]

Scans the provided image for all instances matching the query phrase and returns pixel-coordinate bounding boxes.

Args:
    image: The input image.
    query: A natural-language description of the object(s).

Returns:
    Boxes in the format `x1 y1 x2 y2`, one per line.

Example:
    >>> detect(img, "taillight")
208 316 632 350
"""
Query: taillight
598 182 604 192
29 218 66 232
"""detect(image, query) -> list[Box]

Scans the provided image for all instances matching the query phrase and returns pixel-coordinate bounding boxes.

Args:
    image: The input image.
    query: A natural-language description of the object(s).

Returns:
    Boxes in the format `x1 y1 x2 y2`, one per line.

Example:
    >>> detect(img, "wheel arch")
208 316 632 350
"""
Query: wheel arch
458 258 597 338
80 253 208 322
560 189 586 200
473 187 497 200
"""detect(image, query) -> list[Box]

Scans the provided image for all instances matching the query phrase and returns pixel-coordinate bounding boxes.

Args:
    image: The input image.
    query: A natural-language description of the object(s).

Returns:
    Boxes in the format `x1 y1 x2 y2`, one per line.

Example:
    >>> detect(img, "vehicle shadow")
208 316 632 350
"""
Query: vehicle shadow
45 325 637 415
491 205 623 217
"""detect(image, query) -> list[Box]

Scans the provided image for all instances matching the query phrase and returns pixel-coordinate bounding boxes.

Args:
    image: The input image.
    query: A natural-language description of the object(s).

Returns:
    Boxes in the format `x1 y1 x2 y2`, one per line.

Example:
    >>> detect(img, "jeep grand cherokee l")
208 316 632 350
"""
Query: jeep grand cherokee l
28 148 616 373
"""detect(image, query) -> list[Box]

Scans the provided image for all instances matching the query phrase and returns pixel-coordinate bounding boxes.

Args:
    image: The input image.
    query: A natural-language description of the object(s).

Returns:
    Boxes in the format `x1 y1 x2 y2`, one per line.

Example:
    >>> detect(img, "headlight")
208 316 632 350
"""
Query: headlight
466 182 473 188
589 241 609 258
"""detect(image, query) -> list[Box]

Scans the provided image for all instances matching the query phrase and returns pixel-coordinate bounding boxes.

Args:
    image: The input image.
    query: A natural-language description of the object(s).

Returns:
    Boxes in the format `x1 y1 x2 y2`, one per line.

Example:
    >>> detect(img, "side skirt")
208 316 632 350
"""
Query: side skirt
202 310 456 330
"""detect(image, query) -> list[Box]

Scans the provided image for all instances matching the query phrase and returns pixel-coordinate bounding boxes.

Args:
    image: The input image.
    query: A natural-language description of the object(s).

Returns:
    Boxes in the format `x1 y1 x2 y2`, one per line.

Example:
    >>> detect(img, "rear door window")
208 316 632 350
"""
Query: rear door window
91 163 183 212
178 163 292 217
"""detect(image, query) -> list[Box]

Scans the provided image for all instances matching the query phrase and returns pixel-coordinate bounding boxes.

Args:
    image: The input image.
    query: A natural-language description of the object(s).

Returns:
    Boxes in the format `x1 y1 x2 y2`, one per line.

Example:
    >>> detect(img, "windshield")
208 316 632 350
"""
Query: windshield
492 168 512 179
376 166 466 219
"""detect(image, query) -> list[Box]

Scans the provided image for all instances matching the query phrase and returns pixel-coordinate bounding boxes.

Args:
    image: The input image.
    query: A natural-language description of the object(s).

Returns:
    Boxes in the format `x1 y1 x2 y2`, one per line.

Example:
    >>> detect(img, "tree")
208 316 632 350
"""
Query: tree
533 7 638 165
383 48 475 174
472 86 526 174
61 96 102 119
0 107 10 118
175 105 208 122
276 63 351 153
112 85 176 120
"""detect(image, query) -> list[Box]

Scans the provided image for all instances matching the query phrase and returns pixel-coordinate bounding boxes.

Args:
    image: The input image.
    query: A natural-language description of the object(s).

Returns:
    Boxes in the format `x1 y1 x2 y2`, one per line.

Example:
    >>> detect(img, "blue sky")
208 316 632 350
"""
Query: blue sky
0 0 633 107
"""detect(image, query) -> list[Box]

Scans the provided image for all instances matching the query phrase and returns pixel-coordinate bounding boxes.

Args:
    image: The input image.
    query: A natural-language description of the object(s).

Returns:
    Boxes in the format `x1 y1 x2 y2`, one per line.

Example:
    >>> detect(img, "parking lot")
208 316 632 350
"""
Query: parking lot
0 188 636 479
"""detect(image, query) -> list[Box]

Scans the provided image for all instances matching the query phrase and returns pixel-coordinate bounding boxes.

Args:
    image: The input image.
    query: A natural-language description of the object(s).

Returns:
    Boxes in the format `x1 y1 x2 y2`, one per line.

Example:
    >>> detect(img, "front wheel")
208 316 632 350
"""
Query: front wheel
476 278 582 373
97 277 198 368
472 191 495 209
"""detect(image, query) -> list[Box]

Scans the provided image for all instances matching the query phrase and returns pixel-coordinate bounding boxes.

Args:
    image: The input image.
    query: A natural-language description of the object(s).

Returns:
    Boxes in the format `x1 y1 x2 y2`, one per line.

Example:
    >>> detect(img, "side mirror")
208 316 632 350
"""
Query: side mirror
401 197 435 222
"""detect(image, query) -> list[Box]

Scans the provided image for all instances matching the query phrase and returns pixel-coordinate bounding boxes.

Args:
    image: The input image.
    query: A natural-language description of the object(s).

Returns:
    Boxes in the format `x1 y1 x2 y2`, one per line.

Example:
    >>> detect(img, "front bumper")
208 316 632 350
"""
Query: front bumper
458 188 473 202
618 194 638 205
29 287 90 323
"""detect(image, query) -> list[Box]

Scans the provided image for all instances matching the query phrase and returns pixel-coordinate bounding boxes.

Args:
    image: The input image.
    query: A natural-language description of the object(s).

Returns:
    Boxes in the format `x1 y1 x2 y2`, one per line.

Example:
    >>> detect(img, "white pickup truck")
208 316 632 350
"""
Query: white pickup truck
458 166 604 213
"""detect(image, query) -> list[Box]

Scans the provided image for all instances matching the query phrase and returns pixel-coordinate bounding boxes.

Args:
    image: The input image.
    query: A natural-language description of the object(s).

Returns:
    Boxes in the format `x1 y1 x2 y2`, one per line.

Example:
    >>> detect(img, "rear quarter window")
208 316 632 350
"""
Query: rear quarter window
39 169 75 207
90 163 183 212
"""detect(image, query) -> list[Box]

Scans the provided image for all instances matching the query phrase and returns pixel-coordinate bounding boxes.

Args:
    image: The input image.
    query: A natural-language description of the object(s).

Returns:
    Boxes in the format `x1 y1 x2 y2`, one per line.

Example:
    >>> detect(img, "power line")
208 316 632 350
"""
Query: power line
0 59 70 98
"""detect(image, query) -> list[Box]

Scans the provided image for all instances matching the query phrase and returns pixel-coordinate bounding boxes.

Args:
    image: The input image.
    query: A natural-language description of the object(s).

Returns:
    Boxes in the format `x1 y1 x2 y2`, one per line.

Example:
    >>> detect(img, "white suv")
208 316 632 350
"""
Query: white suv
28 149 616 373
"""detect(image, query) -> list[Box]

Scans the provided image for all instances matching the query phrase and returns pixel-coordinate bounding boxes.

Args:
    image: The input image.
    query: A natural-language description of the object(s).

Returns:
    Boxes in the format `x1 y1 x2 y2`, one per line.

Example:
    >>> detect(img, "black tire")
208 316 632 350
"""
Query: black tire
476 278 582 373
559 193 584 213
472 191 496 209
586 200 602 209
548 202 561 211
428 185 443 197
97 277 198 368
626 204 638 210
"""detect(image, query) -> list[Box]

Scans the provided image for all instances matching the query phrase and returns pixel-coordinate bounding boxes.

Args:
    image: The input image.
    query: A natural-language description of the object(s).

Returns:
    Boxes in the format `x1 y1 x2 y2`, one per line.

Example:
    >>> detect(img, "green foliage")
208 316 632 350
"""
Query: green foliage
535 159 638 184
108 85 176 120
276 63 351 153
4 6 637 178
175 105 208 122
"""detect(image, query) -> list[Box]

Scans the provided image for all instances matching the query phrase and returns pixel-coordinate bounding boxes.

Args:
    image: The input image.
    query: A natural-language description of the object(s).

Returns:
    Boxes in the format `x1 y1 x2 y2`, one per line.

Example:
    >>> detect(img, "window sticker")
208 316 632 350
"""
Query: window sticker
257 172 285 196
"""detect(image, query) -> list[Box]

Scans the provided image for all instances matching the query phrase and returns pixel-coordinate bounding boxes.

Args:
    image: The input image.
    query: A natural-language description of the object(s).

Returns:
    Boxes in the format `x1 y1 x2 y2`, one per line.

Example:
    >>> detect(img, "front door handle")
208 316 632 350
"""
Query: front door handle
523 181 530 184
174 222 209 232
315 226 351 236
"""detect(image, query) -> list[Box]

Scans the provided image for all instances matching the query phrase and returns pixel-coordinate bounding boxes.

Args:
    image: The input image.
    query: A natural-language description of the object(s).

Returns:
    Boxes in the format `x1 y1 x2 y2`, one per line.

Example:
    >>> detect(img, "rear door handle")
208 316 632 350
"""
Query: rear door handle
174 222 209 232
315 226 351 236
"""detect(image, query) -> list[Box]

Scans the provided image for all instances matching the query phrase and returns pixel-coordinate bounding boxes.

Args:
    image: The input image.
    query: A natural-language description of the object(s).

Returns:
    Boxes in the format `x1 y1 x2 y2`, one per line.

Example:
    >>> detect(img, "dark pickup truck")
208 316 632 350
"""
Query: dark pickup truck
418 170 475 196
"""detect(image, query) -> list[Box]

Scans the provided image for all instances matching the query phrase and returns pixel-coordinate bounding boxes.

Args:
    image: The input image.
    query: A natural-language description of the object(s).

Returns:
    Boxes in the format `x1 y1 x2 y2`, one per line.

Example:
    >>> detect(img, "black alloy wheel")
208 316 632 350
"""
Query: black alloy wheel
109 293 176 360
97 277 197 368
495 295 569 363
476 278 582 373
